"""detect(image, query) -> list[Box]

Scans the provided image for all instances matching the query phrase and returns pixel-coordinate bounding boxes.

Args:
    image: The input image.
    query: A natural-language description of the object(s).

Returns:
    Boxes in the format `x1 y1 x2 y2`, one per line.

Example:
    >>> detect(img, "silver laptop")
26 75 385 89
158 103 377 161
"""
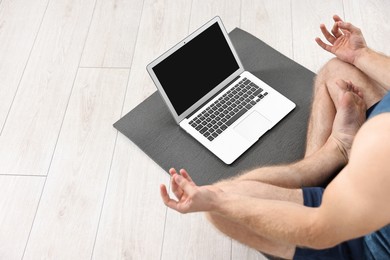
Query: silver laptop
147 17 295 164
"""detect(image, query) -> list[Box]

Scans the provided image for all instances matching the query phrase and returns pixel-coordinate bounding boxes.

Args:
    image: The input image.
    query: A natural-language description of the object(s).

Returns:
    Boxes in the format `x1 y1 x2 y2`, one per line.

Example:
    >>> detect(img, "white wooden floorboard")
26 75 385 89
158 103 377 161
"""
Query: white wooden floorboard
241 0 293 59
0 0 96 176
162 212 231 260
189 0 240 32
232 242 267 260
122 0 193 113
0 0 49 132
0 176 44 259
344 0 390 55
23 68 128 259
92 0 192 259
80 0 144 68
292 0 344 73
92 137 168 260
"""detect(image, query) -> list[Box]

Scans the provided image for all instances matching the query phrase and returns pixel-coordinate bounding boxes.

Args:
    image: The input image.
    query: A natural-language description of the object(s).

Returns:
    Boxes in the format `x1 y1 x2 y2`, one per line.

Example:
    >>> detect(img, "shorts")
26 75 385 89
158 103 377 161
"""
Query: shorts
293 187 366 260
366 91 390 119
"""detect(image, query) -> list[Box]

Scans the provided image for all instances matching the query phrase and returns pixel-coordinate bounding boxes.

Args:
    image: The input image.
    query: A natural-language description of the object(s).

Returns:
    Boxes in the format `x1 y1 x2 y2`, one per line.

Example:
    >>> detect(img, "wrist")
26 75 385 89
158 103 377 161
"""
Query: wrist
208 186 228 213
211 191 239 215
353 47 370 67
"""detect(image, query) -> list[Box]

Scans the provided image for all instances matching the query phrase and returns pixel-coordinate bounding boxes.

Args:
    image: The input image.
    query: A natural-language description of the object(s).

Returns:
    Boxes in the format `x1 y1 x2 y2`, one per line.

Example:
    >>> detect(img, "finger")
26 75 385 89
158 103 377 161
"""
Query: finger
170 173 184 199
332 15 344 37
315 37 333 53
333 14 343 23
168 169 183 199
169 168 183 194
331 22 343 38
169 168 178 188
168 168 177 176
160 184 179 210
180 169 194 184
174 174 196 195
320 24 336 44
160 184 170 203
336 21 350 35
338 21 361 34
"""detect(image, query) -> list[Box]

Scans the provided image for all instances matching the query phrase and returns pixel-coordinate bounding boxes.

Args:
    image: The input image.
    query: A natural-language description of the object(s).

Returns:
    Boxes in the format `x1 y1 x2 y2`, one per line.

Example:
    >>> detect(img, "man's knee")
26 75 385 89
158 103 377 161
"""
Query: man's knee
315 58 385 107
316 58 345 85
318 58 351 78
314 58 356 97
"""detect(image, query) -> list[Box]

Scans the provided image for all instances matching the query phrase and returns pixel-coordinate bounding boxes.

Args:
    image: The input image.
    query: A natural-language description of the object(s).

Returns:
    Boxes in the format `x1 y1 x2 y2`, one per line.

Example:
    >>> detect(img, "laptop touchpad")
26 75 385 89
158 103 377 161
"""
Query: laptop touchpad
234 111 272 142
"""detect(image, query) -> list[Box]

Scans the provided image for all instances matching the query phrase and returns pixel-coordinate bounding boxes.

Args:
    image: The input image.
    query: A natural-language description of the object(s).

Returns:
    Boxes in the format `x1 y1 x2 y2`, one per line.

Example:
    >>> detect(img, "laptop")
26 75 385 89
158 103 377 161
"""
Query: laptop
147 17 295 164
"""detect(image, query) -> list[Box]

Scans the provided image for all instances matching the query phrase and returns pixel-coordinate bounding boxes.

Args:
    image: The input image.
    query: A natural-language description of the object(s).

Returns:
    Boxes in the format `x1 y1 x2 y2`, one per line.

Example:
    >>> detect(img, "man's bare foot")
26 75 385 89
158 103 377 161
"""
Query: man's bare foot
330 80 366 162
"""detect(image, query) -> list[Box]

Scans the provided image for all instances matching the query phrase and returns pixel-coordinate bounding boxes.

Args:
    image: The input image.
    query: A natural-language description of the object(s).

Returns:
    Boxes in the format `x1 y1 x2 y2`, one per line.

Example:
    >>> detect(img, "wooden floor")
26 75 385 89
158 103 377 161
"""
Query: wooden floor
1 0 390 259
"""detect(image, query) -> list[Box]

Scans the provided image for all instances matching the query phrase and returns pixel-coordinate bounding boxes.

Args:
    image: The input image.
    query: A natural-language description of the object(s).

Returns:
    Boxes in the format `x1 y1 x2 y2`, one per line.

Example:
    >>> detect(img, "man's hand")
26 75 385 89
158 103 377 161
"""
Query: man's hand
315 15 367 64
160 168 222 213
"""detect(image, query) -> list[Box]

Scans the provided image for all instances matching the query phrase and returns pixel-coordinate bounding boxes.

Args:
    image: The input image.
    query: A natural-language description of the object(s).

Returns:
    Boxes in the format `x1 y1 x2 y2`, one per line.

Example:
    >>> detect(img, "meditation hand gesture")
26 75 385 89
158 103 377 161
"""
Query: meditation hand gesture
159 168 222 214
316 15 367 65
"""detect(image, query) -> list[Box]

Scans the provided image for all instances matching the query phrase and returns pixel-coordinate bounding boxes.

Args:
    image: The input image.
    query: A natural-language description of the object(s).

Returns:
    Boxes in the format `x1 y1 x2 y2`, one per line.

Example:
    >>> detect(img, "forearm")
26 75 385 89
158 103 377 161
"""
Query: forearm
354 48 390 91
213 193 323 248
237 140 345 188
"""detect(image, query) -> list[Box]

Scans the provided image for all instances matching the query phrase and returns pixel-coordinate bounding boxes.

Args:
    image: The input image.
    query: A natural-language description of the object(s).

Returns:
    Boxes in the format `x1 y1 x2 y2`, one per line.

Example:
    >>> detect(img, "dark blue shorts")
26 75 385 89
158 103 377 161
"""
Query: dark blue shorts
293 187 366 260
366 91 390 119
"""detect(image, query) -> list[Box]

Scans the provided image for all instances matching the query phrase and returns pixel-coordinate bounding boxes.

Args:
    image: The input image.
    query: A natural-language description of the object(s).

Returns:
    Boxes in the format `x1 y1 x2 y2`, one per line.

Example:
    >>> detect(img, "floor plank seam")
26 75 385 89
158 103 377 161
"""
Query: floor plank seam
239 0 242 29
230 238 233 260
0 174 46 178
21 168 48 259
341 0 346 20
79 66 131 69
290 0 295 61
0 0 51 136
159 201 169 260
89 130 120 260
187 0 194 33
118 0 146 117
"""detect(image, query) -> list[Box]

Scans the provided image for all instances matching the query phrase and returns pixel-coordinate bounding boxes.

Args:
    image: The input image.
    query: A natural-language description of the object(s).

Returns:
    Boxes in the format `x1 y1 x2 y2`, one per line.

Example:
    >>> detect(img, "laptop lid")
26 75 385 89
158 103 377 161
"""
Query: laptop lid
146 16 245 124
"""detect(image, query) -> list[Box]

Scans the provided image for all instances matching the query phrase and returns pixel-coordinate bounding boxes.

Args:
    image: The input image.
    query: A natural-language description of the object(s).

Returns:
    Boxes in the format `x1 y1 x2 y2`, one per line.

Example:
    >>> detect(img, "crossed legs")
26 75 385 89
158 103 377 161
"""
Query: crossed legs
305 58 386 157
204 59 385 259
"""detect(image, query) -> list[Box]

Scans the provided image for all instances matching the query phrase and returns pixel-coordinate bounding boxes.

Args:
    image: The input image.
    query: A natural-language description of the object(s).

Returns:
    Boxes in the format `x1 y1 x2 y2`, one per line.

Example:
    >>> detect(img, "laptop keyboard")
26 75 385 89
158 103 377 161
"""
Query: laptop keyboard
189 77 268 141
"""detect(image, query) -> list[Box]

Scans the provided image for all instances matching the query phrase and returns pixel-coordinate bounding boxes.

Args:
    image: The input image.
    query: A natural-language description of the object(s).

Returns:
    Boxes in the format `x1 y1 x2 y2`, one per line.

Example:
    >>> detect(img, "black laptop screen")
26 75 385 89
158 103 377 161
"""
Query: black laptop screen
152 22 240 116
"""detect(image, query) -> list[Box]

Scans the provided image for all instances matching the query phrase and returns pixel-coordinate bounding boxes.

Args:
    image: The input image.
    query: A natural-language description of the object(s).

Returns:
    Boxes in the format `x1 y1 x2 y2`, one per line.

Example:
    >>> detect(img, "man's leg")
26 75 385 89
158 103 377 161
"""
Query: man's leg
205 86 368 259
305 58 386 157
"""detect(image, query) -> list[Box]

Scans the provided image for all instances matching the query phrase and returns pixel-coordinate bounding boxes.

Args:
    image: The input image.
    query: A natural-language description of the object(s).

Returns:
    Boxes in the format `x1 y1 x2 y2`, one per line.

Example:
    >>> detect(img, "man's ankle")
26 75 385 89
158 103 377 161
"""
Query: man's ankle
325 137 349 166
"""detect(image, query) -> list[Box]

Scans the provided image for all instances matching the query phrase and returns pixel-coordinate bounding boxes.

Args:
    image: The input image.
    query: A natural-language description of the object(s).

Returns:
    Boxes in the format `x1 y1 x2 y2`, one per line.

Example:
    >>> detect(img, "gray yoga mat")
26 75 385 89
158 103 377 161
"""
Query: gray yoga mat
114 28 315 186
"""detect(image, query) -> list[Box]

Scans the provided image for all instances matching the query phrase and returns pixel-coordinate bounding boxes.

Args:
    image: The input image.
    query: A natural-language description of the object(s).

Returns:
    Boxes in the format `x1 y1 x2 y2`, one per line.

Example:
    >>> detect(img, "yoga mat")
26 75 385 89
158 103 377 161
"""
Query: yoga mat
114 28 315 185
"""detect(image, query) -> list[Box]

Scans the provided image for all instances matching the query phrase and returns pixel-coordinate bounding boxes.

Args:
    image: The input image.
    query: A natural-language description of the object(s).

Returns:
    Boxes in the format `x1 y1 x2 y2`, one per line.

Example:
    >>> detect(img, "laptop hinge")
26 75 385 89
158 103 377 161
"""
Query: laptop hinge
186 75 241 119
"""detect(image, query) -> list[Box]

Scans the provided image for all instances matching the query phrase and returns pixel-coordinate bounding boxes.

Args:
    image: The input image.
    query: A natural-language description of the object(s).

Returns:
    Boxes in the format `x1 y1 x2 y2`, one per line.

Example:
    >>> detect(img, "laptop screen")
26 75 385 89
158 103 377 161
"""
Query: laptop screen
152 22 240 115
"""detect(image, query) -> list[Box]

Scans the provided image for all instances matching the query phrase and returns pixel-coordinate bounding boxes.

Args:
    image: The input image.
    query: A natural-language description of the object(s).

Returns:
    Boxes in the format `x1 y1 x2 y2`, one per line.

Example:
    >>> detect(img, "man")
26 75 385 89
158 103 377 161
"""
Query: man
159 15 390 259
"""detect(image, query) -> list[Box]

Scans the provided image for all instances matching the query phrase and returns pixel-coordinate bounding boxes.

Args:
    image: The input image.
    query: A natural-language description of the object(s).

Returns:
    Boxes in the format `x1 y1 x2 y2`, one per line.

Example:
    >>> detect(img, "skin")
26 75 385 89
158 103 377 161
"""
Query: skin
159 15 390 259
